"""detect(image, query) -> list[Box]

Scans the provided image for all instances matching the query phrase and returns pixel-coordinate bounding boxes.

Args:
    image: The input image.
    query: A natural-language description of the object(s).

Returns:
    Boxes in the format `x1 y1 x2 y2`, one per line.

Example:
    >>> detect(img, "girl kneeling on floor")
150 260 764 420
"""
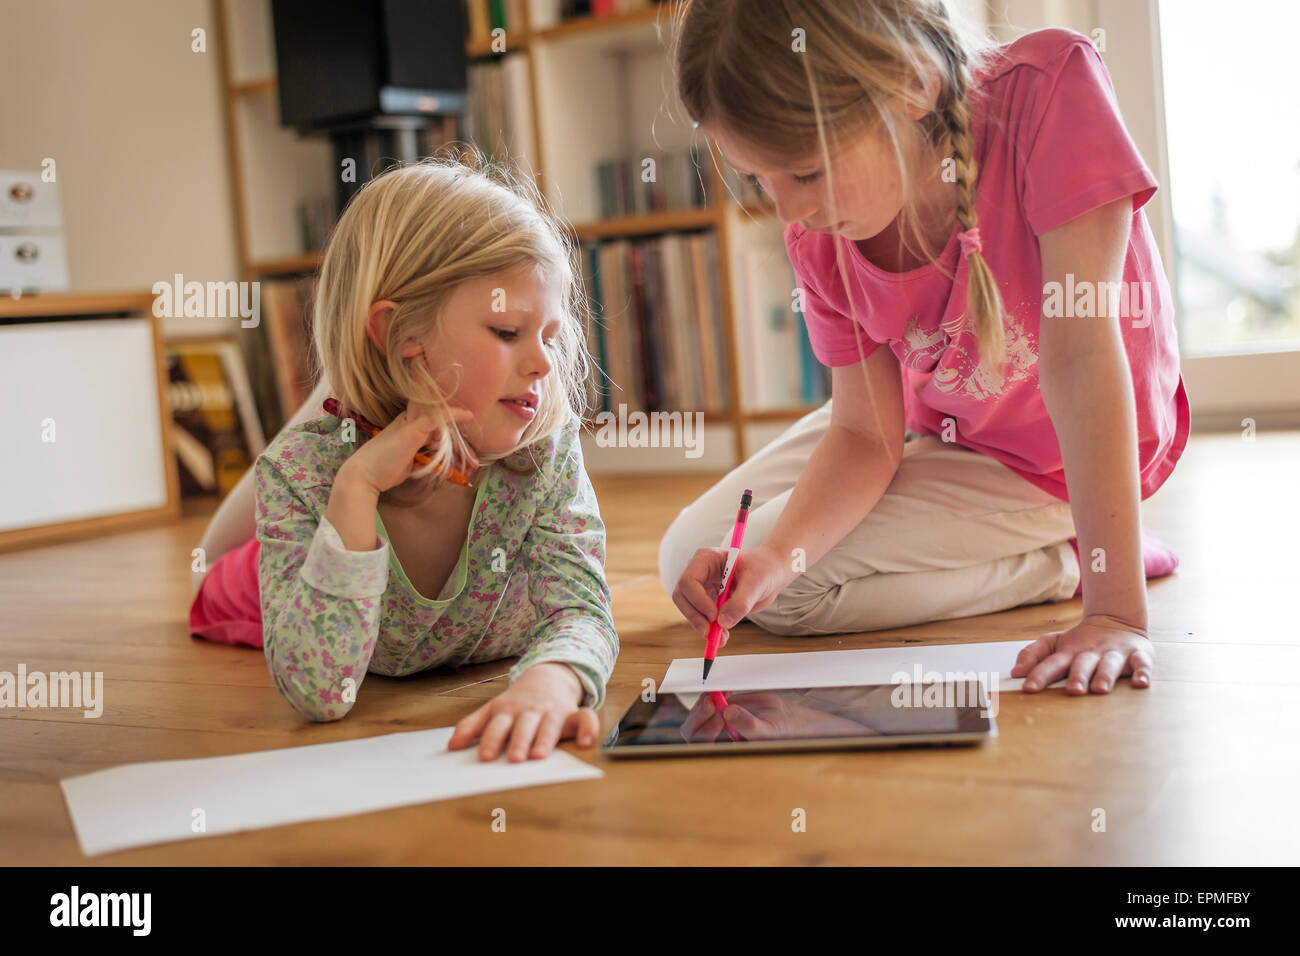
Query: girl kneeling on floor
660 2 1187 695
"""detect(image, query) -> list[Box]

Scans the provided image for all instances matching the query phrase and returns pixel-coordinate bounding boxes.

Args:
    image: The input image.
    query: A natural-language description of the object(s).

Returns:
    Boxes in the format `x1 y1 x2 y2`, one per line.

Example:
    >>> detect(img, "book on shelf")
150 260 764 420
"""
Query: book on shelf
581 230 730 415
417 116 462 156
720 166 768 207
732 248 830 410
466 54 537 179
464 0 649 43
628 242 657 408
796 310 826 406
465 0 661 38
465 0 530 42
239 275 318 439
165 339 263 497
595 147 708 219
559 0 660 20
297 196 337 254
263 277 316 418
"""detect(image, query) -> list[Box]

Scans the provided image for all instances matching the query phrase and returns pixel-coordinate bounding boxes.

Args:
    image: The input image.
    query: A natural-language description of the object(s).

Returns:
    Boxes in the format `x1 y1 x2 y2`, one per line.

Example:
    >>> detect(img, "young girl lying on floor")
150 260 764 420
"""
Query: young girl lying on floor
190 153 618 760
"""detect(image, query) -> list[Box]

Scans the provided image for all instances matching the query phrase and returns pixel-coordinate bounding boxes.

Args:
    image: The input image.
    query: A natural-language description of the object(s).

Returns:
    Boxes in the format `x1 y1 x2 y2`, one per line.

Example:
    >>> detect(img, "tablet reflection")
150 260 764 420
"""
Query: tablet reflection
680 689 883 743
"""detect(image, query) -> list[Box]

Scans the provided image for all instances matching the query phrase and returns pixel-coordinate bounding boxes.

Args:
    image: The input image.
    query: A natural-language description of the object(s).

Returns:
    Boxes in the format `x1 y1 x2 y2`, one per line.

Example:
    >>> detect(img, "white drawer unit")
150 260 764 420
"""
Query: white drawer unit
0 170 64 230
0 232 70 294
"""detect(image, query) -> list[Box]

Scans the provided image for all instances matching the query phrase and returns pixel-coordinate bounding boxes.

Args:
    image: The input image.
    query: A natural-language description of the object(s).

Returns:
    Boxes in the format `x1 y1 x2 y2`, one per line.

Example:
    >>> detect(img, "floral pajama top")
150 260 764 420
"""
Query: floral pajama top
254 411 618 722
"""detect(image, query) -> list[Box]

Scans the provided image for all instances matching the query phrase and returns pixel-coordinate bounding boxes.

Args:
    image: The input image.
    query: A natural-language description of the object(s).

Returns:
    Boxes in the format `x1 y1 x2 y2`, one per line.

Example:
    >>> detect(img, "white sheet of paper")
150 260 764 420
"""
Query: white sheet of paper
60 726 603 857
660 640 1067 695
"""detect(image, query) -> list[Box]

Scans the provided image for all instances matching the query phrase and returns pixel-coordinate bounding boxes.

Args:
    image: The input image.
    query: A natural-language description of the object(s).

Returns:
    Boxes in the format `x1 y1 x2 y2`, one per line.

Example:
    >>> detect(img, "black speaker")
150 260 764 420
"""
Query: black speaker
270 0 468 133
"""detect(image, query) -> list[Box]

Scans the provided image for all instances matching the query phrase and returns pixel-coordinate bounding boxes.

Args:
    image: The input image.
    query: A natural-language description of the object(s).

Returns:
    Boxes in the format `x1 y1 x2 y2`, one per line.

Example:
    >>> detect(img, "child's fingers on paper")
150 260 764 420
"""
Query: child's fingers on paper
448 702 492 748
1090 649 1129 693
1022 651 1074 693
531 712 566 758
1010 634 1057 677
477 711 517 761
579 708 601 746
561 707 600 747
506 709 544 762
1128 647 1155 688
1065 651 1102 695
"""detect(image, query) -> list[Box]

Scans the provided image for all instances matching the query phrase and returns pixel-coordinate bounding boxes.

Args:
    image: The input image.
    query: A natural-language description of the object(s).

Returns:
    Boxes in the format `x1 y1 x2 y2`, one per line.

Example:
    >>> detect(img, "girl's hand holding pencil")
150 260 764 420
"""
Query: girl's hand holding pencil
671 542 792 648
334 400 478 497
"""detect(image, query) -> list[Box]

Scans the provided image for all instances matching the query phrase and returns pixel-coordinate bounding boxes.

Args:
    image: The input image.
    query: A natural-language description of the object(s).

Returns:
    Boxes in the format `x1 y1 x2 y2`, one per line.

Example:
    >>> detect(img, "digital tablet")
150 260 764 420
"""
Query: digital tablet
604 682 996 757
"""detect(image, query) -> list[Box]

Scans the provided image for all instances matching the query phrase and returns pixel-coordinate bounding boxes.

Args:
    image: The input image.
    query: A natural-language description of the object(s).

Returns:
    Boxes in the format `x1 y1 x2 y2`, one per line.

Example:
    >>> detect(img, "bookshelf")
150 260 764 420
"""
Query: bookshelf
212 0 826 473
212 0 334 281
571 206 715 242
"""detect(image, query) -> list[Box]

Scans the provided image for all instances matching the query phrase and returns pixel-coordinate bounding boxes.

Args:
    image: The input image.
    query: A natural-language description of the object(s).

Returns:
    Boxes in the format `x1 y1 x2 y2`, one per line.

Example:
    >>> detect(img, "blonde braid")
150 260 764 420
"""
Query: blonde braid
931 11 1007 382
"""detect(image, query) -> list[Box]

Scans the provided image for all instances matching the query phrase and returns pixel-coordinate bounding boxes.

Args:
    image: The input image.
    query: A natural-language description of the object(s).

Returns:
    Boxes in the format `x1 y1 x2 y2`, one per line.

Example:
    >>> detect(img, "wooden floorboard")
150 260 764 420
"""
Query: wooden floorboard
2 430 1297 864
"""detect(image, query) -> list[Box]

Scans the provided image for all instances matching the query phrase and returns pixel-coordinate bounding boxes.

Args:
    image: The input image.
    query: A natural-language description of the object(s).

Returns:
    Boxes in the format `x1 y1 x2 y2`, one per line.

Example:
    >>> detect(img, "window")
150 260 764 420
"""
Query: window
1159 0 1300 354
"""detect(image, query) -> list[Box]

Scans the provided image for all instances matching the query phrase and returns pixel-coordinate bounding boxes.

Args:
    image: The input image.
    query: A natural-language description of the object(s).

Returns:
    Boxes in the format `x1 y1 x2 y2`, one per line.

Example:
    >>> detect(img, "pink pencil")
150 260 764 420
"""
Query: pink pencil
710 690 742 742
703 489 753 681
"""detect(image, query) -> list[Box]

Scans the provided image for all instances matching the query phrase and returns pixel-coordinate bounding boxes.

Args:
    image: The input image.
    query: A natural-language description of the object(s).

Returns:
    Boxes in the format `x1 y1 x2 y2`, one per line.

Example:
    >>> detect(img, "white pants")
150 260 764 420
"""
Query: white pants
657 401 1080 636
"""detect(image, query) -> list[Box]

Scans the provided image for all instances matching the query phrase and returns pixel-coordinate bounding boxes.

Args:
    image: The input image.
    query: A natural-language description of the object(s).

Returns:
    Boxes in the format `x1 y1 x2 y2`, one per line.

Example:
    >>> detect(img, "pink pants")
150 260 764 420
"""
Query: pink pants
189 537 264 649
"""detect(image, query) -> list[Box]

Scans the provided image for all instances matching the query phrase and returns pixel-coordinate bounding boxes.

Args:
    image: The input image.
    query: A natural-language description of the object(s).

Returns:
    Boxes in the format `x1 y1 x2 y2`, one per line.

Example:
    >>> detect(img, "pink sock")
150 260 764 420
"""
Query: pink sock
1068 530 1179 598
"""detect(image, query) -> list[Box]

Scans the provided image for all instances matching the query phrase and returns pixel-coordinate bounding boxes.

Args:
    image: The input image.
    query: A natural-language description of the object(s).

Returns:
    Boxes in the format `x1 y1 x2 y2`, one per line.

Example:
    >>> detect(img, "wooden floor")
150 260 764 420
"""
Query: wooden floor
3 430 1298 865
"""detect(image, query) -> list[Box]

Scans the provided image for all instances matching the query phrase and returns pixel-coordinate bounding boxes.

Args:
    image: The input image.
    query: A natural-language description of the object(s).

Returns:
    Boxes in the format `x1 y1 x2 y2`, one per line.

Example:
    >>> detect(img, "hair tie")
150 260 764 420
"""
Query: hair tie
958 227 982 258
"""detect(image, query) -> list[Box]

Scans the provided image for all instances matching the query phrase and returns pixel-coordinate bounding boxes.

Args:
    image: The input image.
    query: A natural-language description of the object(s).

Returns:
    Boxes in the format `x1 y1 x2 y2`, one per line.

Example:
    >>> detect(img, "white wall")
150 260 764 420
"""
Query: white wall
0 0 239 295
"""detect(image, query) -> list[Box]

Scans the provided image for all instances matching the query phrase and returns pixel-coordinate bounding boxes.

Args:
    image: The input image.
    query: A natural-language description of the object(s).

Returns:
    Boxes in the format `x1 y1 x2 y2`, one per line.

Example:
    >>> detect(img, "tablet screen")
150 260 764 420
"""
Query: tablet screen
606 682 994 755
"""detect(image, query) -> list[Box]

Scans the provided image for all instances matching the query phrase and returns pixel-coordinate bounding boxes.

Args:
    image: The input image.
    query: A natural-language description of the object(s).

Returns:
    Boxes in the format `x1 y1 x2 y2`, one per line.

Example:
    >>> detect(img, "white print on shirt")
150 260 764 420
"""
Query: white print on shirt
900 301 1037 402
897 315 947 371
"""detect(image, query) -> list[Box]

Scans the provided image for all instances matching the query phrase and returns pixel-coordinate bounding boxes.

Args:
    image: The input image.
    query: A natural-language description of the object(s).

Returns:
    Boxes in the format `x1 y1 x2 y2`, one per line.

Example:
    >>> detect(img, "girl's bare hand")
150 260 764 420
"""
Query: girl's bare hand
448 663 598 762
1012 615 1155 693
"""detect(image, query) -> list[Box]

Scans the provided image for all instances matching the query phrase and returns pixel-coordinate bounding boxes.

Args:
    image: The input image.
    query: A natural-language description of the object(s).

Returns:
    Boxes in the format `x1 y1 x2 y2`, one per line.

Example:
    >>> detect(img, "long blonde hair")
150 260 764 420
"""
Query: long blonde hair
313 146 592 490
671 0 1009 381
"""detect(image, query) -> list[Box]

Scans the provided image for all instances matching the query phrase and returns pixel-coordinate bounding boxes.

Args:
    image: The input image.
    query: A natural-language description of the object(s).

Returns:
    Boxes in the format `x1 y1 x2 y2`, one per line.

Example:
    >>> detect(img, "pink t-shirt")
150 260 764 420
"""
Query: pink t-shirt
785 27 1189 502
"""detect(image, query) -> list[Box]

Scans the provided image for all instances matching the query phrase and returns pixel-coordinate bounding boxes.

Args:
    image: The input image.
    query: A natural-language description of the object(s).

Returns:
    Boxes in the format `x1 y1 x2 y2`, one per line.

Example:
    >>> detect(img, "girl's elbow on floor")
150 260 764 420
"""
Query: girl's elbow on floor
285 691 354 723
267 656 355 722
